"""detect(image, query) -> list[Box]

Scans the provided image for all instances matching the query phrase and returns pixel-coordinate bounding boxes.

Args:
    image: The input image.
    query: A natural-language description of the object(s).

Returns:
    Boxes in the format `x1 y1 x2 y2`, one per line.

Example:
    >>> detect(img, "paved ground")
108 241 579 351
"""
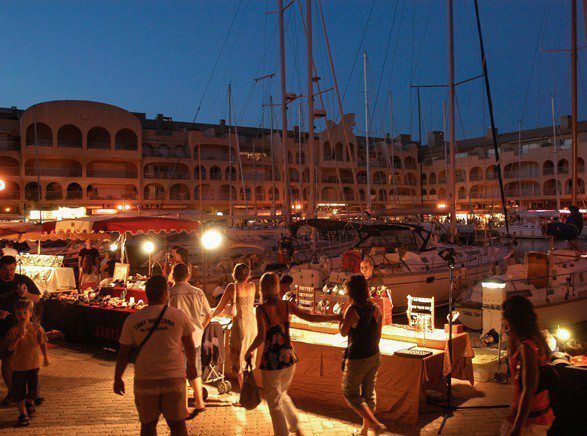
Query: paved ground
0 342 512 435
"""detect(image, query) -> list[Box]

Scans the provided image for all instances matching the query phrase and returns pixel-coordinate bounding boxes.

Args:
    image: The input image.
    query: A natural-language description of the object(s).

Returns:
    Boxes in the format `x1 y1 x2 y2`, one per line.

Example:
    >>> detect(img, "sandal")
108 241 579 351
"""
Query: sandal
17 414 30 427
26 402 36 416
186 407 206 420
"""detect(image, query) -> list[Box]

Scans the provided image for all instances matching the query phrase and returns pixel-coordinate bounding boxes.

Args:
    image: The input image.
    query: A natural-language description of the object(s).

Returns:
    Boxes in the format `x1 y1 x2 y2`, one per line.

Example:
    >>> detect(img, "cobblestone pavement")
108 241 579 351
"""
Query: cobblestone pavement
0 344 512 435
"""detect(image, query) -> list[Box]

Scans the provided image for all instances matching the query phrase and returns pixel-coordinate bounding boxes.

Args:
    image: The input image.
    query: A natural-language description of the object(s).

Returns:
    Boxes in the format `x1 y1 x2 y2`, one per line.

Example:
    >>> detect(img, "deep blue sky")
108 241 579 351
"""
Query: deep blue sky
1 0 585 141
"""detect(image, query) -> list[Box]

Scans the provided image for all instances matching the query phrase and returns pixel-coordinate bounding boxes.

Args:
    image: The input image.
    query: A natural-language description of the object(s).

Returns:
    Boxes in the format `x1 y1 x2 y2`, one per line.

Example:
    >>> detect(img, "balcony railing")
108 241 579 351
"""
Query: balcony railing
57 140 82 148
469 175 483 181
0 166 20 176
88 141 110 149
144 194 166 201
26 139 52 147
0 192 20 200
25 168 82 177
88 193 138 201
88 170 138 178
0 141 20 151
143 171 190 180
115 143 138 151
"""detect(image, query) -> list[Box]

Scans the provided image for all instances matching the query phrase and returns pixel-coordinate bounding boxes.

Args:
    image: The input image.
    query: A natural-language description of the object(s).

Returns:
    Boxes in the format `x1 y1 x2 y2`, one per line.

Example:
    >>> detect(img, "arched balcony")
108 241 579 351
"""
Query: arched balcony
323 141 333 161
66 183 83 200
25 123 52 147
268 187 280 202
558 159 569 175
486 165 498 180
86 184 138 200
143 163 189 180
46 182 63 200
240 186 252 201
25 182 41 201
421 173 428 185
219 185 237 201
87 127 111 150
0 157 20 176
142 143 155 156
0 181 20 200
115 129 138 151
334 142 344 161
170 183 190 201
429 172 437 185
458 186 467 200
404 156 417 169
469 167 483 181
25 159 82 177
194 165 206 180
543 160 554 176
342 187 355 201
157 144 170 158
144 184 165 201
373 171 387 185
210 166 222 181
89 161 138 178
194 184 212 201
225 166 237 181
255 186 265 201
543 179 561 196
321 187 337 202
57 125 82 148
565 178 585 195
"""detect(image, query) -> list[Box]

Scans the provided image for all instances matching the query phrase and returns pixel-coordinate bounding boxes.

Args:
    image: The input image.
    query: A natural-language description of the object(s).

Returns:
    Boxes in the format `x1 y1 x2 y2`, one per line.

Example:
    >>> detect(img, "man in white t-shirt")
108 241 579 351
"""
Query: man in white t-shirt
114 275 197 436
169 263 212 415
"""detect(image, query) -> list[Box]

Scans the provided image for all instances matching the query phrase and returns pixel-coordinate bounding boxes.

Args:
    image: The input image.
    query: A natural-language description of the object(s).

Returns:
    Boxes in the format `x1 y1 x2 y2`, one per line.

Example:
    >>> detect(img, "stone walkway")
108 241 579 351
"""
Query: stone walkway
0 344 512 435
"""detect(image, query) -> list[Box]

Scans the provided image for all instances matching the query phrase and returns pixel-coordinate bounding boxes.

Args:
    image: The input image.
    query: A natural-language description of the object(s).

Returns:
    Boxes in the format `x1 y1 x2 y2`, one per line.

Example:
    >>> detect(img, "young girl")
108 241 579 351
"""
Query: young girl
5 298 50 427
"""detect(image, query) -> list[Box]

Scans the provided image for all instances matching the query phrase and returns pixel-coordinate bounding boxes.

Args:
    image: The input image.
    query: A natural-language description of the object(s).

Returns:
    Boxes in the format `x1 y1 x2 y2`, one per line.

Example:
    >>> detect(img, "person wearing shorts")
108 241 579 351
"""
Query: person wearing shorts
114 276 198 436
169 263 211 416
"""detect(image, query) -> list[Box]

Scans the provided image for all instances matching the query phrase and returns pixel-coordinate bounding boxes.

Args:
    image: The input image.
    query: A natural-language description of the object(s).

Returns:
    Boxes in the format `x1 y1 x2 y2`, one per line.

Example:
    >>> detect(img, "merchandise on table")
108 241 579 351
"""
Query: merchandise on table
18 254 76 293
44 289 147 311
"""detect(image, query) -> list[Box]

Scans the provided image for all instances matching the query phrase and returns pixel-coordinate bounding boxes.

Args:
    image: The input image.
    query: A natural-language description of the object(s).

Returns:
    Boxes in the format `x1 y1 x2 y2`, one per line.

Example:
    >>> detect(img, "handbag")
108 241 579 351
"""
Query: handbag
129 305 168 364
239 362 261 410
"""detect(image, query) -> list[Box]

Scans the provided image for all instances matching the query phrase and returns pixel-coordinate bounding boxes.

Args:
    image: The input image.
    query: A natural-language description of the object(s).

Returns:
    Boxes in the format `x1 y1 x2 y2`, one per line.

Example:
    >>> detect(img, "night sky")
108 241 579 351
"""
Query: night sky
1 0 585 141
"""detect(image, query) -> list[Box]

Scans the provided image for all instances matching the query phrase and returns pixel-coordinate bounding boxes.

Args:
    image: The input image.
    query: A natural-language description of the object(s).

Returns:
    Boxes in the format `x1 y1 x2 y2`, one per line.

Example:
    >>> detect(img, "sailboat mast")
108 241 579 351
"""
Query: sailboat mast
278 0 291 222
389 92 396 200
363 51 371 212
417 88 423 206
447 0 456 242
228 84 234 224
551 95 561 211
270 95 277 216
306 0 316 219
571 0 578 205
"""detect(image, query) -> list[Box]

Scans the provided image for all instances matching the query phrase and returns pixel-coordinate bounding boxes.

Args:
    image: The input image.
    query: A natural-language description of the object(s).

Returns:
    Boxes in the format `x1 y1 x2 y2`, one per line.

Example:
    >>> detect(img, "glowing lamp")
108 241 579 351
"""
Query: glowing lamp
216 211 224 216
109 243 119 252
481 277 506 289
555 326 571 342
436 202 447 210
201 229 223 250
447 310 460 323
117 205 123 211
124 204 131 210
0 180 5 191
142 241 155 254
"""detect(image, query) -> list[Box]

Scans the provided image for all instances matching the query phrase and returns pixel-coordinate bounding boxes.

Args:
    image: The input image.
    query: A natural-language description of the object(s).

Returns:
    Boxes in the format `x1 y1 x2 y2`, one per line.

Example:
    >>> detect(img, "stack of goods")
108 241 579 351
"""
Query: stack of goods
44 290 147 311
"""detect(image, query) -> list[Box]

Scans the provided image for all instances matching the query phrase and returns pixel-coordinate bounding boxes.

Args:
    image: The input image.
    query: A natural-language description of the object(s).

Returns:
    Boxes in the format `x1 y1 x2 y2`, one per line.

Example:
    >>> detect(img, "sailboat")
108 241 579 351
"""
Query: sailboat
458 0 587 330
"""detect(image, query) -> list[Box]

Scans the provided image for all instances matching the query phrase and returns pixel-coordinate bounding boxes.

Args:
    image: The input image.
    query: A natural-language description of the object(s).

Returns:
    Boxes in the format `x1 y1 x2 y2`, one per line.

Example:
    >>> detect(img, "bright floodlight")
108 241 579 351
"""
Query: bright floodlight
481 277 506 289
202 229 223 250
216 211 224 216
555 326 571 342
142 240 155 254
0 180 5 191
436 202 447 210
109 243 119 252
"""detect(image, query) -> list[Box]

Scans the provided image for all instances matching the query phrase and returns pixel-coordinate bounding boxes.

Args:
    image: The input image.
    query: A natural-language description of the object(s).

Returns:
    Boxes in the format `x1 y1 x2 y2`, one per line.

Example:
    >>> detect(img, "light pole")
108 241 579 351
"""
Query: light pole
142 240 155 277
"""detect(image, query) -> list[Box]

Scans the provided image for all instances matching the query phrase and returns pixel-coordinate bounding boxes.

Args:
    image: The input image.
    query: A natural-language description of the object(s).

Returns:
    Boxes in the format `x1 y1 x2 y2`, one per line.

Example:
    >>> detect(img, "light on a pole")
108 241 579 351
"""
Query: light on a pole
201 229 223 250
142 240 155 254
436 202 448 210
109 243 119 252
555 326 571 342
0 180 5 191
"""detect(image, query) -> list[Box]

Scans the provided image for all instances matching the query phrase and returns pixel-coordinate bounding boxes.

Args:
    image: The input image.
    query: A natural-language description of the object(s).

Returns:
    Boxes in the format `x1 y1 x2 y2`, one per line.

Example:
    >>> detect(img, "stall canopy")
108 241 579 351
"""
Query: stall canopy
41 216 200 238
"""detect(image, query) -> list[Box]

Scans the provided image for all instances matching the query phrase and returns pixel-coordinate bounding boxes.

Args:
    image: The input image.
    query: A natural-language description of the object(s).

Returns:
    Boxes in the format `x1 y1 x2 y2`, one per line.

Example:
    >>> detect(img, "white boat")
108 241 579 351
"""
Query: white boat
288 221 513 311
456 248 587 330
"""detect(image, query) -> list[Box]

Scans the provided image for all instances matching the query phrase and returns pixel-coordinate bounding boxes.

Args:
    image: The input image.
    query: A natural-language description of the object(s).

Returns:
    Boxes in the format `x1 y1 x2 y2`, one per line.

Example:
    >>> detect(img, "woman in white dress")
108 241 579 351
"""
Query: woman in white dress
211 263 257 393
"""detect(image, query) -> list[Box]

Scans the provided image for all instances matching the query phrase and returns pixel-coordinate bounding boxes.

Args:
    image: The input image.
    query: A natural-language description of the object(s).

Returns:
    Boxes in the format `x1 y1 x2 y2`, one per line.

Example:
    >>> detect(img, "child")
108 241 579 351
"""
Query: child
5 299 49 427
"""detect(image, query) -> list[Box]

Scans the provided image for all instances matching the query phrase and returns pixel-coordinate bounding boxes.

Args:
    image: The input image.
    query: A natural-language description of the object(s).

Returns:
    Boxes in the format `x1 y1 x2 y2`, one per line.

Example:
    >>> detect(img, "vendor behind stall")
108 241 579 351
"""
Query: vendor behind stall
360 259 384 292
78 240 100 274
0 255 41 405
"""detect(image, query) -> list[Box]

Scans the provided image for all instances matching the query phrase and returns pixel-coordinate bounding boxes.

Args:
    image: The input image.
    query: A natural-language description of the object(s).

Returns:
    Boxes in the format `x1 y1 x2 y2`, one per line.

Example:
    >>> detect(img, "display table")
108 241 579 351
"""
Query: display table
41 299 134 349
289 317 475 387
20 265 76 294
225 322 468 425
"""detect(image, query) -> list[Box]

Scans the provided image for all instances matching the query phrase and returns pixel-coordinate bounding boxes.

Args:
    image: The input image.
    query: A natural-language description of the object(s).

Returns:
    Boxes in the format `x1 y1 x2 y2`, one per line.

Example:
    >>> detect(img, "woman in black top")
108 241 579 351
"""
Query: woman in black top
339 275 386 435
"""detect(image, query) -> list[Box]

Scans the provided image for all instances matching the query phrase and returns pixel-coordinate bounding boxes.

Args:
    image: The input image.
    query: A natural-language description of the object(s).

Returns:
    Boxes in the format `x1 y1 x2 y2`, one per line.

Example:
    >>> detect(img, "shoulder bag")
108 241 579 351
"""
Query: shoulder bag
129 305 168 364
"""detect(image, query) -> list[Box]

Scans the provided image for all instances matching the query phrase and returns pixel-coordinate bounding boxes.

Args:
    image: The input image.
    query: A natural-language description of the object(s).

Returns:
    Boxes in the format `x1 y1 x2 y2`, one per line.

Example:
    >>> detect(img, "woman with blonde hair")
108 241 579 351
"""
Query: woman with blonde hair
210 263 256 394
245 272 340 436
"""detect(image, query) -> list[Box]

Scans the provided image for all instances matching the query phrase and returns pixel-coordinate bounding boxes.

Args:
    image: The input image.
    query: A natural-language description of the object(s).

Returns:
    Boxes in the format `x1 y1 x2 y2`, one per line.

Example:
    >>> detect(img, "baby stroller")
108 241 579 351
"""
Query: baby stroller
201 320 232 399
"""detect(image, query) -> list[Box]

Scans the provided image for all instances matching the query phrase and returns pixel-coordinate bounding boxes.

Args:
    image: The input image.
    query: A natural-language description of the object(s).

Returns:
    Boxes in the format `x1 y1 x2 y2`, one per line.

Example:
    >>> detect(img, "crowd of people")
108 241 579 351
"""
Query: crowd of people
0 235 560 435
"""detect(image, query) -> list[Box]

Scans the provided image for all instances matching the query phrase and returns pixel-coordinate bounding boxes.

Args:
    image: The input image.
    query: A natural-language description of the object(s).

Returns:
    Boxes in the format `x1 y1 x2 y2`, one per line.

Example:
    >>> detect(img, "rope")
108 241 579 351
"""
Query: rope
191 0 244 123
